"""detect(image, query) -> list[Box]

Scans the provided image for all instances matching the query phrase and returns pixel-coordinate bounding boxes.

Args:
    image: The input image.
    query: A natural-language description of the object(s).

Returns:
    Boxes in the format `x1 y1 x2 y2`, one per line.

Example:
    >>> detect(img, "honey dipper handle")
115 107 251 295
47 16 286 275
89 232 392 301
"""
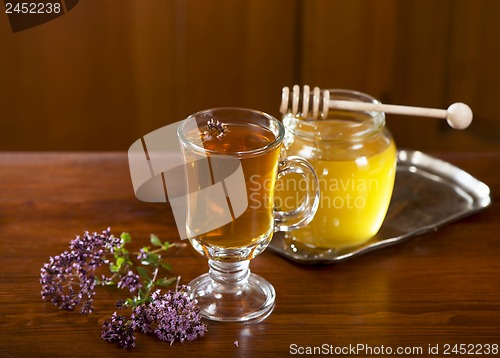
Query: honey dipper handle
329 100 473 130
330 100 446 118
280 86 473 130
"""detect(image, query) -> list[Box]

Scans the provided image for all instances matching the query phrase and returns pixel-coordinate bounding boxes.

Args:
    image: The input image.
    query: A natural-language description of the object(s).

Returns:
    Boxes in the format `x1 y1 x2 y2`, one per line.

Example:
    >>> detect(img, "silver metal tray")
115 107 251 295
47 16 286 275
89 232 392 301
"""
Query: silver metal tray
268 150 492 264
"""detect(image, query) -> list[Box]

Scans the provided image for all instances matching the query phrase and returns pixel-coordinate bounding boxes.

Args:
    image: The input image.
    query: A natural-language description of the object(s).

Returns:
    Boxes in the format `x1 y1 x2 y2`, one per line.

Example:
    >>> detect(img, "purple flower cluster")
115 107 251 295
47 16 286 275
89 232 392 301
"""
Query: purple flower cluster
117 271 142 293
101 285 207 349
136 247 148 262
206 118 228 139
144 287 207 343
101 312 136 349
40 228 121 314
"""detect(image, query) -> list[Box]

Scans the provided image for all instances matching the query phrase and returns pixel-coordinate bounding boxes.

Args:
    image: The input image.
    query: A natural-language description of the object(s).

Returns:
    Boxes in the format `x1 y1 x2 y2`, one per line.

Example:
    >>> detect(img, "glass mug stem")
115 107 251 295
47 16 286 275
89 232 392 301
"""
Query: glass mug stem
189 259 276 322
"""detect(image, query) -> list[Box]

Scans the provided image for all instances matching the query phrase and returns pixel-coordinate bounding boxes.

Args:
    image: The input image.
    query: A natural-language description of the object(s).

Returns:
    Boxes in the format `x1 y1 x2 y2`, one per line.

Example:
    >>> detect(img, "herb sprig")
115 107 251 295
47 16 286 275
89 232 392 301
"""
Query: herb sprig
202 118 228 140
40 228 207 349
100 232 180 309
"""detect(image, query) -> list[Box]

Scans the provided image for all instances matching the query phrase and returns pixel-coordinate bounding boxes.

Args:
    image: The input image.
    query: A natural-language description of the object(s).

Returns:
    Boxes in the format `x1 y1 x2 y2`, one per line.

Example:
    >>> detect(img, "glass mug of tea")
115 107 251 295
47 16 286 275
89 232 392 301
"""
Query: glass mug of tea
177 107 320 322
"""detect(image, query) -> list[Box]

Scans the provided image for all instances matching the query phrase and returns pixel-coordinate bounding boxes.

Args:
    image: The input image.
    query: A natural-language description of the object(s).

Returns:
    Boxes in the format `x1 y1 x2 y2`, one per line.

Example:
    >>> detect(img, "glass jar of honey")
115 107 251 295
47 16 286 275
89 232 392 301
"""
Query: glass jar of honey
277 89 397 249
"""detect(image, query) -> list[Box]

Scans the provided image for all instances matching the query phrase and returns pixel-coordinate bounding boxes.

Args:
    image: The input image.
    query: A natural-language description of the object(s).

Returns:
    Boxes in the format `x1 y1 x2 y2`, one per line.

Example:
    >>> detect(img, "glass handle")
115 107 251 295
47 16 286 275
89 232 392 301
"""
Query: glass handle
274 156 320 232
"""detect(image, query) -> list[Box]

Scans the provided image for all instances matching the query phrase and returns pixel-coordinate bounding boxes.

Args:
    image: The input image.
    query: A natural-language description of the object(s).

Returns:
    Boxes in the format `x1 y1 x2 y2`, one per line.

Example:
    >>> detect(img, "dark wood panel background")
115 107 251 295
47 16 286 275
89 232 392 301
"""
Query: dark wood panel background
1 0 499 151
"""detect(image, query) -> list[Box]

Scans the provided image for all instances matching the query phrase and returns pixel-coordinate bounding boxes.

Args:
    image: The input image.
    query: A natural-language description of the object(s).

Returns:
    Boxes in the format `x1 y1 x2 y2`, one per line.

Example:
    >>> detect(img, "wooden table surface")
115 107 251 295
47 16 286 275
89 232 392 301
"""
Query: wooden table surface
0 152 499 358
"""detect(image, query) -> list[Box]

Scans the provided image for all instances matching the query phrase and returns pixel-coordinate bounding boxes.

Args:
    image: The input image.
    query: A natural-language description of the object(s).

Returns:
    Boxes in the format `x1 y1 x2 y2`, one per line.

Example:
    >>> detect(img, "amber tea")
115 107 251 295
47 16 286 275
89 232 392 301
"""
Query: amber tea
184 123 280 259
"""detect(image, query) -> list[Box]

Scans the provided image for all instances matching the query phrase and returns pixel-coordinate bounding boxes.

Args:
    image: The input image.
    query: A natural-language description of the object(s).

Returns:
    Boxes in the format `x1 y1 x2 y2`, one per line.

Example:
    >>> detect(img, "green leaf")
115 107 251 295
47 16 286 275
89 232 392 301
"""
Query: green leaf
160 262 172 271
114 248 128 259
122 298 134 308
116 257 125 268
109 263 120 273
141 253 161 267
120 232 132 244
150 234 163 247
144 253 159 266
137 266 150 280
156 277 177 287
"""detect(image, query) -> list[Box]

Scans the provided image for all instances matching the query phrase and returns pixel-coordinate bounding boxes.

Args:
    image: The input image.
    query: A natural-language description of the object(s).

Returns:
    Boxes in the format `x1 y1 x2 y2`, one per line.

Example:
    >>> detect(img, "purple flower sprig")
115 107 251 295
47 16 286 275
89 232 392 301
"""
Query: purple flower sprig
202 118 229 140
40 230 182 313
100 232 182 309
40 228 121 314
102 285 207 349
40 229 205 350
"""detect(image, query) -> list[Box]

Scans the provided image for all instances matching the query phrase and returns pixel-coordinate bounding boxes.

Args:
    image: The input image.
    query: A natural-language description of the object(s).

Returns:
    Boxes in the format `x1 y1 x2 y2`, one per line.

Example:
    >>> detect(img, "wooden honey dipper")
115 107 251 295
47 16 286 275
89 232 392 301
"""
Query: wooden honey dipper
280 85 473 130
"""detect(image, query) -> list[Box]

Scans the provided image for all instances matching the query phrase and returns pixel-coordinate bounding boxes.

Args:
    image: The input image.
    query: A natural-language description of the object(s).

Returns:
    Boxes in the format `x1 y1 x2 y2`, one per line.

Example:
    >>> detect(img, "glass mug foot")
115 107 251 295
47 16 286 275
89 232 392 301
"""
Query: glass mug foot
188 260 275 322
